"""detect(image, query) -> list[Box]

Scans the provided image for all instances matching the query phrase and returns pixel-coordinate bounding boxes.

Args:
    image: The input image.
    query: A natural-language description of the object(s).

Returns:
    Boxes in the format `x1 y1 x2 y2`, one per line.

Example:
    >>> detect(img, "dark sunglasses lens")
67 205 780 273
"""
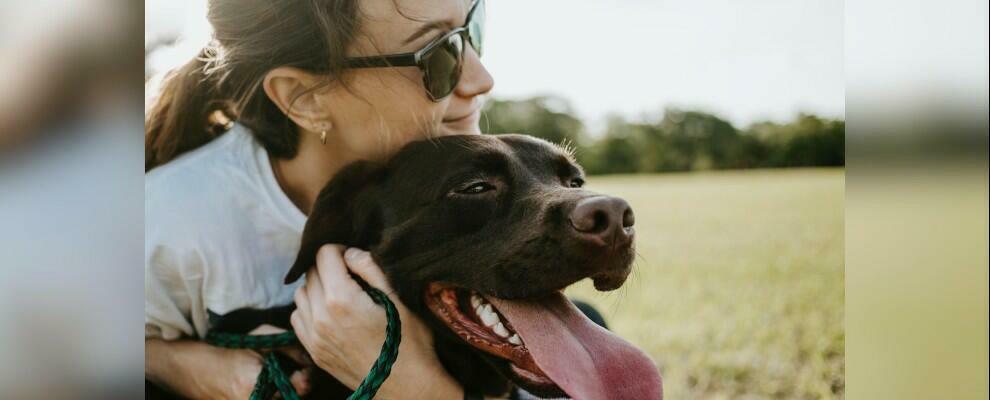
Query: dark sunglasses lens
423 33 463 99
467 0 485 55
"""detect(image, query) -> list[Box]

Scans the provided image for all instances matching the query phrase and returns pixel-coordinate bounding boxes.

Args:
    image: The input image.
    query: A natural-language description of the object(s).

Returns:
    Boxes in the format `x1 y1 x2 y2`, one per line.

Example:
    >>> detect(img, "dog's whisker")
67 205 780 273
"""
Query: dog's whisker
633 249 649 266
481 108 491 134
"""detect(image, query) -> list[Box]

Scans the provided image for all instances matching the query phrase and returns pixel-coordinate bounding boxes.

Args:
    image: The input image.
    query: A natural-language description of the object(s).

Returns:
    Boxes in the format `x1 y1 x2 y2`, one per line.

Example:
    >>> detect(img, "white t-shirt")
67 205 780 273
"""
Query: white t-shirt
145 124 307 340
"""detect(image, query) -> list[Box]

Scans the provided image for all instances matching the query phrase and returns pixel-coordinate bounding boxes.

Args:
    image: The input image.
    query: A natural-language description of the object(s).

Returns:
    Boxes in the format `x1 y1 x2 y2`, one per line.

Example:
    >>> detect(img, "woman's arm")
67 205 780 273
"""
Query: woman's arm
145 337 310 400
146 338 257 399
291 245 466 400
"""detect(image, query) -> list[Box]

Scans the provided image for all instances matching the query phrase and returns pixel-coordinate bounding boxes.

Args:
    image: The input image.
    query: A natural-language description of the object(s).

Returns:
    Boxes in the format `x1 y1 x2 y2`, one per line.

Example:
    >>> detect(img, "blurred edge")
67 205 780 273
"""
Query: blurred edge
1 0 145 399
846 0 989 399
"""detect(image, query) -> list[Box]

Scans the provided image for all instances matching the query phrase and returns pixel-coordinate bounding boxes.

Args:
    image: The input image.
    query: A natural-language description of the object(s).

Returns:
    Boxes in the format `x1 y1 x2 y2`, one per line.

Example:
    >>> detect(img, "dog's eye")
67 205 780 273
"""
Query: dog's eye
569 178 585 188
456 182 495 195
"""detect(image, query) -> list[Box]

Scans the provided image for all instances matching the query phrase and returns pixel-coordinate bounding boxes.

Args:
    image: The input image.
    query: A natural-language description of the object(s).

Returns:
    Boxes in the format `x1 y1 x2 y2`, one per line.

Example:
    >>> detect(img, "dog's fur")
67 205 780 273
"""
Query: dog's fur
145 134 636 399
283 134 636 397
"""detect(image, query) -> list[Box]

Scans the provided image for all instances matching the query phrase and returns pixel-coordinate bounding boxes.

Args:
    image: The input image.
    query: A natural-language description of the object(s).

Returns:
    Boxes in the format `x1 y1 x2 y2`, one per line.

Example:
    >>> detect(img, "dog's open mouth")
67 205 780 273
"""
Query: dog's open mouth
425 283 559 394
425 282 664 399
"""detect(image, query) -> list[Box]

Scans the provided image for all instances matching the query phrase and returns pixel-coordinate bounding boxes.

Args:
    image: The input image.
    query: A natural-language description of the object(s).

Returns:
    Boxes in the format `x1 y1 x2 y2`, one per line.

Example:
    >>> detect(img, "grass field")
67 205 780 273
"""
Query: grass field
565 168 845 399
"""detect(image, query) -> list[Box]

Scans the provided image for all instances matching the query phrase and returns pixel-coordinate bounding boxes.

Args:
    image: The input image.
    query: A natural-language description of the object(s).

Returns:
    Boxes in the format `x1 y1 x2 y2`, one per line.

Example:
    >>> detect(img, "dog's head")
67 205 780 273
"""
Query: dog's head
285 134 662 399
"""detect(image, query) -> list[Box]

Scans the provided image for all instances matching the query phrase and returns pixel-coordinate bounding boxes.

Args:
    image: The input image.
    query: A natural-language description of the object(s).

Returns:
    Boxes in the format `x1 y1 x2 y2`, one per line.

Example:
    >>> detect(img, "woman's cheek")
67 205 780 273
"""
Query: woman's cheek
373 119 439 159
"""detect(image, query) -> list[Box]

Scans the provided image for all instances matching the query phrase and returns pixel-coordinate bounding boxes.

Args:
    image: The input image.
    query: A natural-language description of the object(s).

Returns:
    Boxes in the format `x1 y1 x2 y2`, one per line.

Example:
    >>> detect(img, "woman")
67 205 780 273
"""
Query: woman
145 0 493 398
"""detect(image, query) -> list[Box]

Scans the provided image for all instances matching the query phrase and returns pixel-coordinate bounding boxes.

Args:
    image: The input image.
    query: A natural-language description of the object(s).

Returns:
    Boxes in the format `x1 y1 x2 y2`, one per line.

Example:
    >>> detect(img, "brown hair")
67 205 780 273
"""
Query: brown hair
145 0 360 171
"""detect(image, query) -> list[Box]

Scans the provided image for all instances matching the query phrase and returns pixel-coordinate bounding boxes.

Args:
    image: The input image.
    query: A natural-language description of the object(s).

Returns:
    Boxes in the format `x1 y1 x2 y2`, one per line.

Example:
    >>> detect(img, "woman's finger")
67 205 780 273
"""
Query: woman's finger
343 248 392 292
304 262 326 315
289 310 312 352
315 244 363 300
293 285 312 328
289 369 311 396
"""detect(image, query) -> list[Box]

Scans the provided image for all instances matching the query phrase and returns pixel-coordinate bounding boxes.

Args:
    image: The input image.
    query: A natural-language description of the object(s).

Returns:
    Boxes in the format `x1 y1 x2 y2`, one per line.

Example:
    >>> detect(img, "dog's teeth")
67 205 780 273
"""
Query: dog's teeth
508 334 522 345
470 294 482 309
493 322 510 338
480 306 499 327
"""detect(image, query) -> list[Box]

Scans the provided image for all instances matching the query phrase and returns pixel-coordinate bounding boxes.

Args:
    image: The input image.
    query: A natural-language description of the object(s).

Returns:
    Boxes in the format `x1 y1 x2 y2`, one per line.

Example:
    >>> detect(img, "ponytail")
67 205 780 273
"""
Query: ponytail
145 0 363 171
145 48 232 171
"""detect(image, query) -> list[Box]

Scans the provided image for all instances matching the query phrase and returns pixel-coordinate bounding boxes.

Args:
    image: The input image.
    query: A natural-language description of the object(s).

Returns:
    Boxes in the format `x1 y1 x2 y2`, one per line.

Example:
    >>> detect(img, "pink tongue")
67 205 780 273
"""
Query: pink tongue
489 294 663 399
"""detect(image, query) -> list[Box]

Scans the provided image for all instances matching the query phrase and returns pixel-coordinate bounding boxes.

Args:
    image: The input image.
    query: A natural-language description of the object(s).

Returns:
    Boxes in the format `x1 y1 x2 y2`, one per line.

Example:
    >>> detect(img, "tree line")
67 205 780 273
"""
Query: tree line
482 96 844 175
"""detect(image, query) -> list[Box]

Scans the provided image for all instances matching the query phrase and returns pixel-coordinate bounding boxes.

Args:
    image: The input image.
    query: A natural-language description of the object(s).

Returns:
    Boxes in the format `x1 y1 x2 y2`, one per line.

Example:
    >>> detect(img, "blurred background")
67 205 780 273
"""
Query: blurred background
1 0 986 399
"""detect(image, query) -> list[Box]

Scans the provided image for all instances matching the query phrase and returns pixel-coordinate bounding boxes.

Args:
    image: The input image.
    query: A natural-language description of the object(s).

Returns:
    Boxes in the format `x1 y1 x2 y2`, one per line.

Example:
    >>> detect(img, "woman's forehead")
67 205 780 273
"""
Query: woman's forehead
354 0 472 55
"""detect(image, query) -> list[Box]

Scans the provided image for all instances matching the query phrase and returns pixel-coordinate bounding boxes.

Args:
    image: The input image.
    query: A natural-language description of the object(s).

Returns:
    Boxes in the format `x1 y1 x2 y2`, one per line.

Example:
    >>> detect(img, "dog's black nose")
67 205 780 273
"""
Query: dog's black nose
568 196 635 247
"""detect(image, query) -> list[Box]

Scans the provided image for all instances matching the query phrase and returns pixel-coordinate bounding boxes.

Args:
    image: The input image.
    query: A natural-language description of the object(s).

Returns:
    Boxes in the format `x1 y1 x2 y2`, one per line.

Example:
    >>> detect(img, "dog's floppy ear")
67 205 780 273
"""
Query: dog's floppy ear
284 161 385 284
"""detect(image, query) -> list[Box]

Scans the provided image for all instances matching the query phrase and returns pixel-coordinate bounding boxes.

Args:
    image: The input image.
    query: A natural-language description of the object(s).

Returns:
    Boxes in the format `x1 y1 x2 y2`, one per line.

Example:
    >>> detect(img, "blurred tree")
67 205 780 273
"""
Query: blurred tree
481 97 844 175
482 96 585 146
747 114 845 167
590 116 642 174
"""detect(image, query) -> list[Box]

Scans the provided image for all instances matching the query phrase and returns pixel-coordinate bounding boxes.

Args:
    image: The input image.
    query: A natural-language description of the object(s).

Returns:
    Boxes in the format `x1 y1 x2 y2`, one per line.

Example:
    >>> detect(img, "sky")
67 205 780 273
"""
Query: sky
145 0 845 130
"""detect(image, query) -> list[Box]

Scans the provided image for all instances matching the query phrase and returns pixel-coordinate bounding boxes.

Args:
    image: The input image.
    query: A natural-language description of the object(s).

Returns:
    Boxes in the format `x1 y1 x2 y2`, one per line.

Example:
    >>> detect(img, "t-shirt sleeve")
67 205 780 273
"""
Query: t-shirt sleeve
145 162 215 340
145 242 205 340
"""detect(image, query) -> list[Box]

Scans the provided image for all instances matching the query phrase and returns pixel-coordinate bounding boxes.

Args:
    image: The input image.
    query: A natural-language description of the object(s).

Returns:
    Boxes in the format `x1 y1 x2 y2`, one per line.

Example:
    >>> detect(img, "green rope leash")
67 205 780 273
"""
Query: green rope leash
205 284 402 400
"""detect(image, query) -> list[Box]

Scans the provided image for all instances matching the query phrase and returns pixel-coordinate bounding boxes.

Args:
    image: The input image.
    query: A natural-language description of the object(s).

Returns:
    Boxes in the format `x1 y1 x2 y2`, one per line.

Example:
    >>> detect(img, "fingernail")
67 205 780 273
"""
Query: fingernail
344 247 363 261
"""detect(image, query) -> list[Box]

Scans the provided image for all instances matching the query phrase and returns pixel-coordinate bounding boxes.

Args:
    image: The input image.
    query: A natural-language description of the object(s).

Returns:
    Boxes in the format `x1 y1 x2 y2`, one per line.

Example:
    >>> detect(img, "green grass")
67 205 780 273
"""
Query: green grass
565 168 845 399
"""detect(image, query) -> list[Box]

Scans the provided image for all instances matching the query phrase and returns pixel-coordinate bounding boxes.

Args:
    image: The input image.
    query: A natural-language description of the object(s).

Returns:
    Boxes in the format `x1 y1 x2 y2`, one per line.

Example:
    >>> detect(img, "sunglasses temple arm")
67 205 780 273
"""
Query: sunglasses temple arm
344 53 418 68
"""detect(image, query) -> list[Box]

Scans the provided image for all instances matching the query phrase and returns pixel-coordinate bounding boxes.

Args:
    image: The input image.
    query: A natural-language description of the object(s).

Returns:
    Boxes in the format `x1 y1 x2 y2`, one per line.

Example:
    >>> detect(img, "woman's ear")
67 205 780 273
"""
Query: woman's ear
262 66 334 130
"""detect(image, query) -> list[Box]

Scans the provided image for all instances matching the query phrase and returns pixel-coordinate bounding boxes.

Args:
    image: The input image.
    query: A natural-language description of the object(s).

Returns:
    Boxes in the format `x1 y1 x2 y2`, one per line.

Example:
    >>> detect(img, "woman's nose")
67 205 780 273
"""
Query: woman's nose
454 47 494 99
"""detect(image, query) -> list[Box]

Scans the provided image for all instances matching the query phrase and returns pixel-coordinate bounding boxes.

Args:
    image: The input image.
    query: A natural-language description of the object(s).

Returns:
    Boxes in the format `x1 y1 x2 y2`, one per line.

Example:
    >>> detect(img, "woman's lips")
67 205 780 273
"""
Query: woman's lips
443 109 480 124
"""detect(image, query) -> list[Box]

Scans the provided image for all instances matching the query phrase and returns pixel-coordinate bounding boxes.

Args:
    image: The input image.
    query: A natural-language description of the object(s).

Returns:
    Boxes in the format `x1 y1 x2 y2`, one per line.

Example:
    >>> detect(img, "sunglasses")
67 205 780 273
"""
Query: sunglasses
343 0 485 101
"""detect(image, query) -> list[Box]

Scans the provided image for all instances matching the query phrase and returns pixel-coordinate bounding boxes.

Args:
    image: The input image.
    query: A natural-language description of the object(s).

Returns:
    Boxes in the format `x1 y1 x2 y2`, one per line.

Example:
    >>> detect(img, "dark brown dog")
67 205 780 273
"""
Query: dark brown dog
282 134 662 399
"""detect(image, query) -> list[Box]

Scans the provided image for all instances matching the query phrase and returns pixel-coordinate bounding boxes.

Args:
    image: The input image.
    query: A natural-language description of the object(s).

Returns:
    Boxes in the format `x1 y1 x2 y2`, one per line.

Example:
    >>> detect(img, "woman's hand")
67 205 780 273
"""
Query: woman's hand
290 245 463 400
145 337 311 400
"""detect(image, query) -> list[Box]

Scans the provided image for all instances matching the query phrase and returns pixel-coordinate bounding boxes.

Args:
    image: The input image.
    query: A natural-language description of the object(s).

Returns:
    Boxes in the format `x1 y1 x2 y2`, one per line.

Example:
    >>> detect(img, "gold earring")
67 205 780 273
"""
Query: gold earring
317 121 331 145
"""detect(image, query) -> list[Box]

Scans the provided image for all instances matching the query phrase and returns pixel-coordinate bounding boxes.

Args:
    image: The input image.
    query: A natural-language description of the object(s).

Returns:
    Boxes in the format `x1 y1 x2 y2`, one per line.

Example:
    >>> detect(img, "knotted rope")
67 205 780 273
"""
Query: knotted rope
206 283 401 400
